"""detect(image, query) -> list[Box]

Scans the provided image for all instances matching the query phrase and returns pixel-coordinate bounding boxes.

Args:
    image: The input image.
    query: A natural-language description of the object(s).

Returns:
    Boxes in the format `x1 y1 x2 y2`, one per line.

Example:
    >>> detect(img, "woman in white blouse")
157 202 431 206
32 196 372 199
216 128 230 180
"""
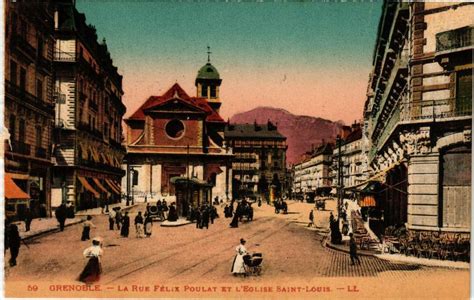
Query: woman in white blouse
231 238 248 275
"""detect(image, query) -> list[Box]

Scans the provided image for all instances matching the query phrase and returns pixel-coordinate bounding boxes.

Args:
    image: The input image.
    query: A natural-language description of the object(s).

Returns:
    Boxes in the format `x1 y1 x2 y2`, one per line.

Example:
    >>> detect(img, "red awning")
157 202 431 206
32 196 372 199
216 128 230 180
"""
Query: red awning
78 176 100 198
5 173 30 199
105 179 121 195
359 195 376 207
93 178 111 197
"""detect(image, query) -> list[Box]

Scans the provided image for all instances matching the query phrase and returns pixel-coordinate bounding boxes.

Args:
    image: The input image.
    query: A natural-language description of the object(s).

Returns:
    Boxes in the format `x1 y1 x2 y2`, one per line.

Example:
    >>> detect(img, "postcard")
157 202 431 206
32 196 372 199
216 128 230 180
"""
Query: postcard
2 0 472 298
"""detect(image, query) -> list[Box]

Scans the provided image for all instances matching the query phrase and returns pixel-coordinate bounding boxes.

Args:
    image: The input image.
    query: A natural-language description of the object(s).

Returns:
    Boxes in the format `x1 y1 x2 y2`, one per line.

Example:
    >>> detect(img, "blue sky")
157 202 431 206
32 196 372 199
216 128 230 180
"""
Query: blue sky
76 1 382 123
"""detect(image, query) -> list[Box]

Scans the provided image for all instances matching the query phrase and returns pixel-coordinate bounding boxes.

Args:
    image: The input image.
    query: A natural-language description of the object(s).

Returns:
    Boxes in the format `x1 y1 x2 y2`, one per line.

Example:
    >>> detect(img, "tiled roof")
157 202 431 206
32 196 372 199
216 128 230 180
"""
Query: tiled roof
344 127 362 144
127 83 224 123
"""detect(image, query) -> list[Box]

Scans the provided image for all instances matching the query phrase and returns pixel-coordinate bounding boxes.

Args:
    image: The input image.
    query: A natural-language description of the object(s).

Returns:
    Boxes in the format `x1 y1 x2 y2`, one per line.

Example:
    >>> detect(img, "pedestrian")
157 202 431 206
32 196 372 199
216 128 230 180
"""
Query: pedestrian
144 212 153 237
195 209 202 229
100 198 105 214
7 223 21 267
115 209 122 230
308 209 314 227
229 211 239 228
121 212 130 237
349 233 361 265
55 203 67 231
201 207 209 229
210 206 217 224
231 238 248 276
79 237 103 283
24 208 33 232
108 209 116 230
167 203 178 222
81 215 95 241
329 211 335 224
135 211 144 238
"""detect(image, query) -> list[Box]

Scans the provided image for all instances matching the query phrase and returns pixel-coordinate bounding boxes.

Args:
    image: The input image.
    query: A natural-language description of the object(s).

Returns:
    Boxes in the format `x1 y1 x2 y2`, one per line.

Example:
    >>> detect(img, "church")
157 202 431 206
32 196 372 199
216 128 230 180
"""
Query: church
122 55 233 215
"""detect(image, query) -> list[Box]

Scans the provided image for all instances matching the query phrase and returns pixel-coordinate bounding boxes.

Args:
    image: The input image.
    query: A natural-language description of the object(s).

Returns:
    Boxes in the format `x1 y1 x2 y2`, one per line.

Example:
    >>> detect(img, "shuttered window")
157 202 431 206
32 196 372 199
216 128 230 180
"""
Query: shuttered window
441 146 471 228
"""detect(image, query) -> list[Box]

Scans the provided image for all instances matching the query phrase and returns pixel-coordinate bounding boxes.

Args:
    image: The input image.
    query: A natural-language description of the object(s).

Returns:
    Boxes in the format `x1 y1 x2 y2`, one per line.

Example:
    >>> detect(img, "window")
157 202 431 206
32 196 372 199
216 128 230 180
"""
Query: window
19 119 26 142
36 79 43 100
37 35 44 57
456 69 472 114
9 115 16 141
201 85 208 97
11 13 17 35
19 67 26 91
165 119 185 139
10 60 17 85
36 126 42 148
210 85 216 98
20 19 27 38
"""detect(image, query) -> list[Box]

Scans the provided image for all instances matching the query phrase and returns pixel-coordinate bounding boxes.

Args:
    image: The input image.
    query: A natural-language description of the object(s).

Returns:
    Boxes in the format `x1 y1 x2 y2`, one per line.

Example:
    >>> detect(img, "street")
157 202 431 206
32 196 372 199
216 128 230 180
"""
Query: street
5 200 469 298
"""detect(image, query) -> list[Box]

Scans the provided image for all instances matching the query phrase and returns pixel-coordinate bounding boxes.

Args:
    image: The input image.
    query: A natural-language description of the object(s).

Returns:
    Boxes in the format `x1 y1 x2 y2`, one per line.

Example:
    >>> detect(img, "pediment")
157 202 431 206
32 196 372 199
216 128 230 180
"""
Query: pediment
144 98 206 114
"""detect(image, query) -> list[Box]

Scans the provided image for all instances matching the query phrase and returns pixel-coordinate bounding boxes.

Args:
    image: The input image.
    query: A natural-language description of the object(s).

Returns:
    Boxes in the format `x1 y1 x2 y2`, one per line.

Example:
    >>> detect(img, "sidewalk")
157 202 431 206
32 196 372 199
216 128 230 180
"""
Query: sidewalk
17 201 139 240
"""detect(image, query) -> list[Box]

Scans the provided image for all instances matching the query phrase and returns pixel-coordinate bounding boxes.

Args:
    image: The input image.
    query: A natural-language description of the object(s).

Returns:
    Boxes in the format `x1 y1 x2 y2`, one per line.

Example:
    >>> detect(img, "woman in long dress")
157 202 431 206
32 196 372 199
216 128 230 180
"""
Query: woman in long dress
79 238 103 283
231 238 247 275
121 212 130 237
144 212 153 237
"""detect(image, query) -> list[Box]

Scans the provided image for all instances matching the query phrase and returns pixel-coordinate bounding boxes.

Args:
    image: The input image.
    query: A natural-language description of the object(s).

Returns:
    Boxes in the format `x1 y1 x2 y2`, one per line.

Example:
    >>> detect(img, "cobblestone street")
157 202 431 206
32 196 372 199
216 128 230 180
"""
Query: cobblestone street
5 200 469 298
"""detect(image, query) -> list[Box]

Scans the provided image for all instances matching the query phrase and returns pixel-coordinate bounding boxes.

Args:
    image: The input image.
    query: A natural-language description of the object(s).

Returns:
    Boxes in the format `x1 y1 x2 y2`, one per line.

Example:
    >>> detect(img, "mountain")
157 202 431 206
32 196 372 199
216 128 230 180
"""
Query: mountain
230 107 344 165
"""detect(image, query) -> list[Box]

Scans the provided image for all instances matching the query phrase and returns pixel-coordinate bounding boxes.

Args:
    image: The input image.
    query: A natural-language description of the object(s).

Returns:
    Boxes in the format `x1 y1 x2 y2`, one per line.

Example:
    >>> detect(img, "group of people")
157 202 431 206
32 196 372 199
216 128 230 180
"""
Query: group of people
189 204 218 229
133 211 153 238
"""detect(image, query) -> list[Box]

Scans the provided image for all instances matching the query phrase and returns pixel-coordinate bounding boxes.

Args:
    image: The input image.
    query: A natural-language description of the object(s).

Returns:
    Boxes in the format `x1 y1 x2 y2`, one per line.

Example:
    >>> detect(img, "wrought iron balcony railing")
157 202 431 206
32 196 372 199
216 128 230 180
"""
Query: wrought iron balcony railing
400 97 472 122
54 51 76 62
436 26 473 53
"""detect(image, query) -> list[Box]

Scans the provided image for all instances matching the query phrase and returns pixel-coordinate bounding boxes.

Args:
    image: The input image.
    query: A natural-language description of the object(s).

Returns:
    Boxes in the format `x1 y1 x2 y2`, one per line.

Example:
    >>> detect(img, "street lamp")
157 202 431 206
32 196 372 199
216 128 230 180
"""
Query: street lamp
337 135 343 221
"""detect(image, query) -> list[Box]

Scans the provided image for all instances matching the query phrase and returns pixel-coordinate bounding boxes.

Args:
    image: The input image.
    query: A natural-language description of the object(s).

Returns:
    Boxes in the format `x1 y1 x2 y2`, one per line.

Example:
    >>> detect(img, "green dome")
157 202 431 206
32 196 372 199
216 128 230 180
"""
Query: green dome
197 63 220 80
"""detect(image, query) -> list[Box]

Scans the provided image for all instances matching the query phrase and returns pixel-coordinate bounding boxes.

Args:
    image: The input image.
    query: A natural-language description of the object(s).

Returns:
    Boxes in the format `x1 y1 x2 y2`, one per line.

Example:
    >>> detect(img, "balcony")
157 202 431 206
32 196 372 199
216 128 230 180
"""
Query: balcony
11 140 31 156
5 81 54 112
78 157 125 176
37 55 52 74
11 33 36 62
400 97 472 123
54 51 76 62
436 26 473 54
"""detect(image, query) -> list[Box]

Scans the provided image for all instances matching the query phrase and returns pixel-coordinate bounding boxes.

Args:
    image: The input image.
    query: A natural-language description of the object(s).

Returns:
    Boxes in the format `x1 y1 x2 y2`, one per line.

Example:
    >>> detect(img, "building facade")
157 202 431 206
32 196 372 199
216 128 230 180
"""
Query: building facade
224 122 288 200
364 2 472 236
4 0 55 217
293 142 333 198
123 61 233 214
52 0 126 210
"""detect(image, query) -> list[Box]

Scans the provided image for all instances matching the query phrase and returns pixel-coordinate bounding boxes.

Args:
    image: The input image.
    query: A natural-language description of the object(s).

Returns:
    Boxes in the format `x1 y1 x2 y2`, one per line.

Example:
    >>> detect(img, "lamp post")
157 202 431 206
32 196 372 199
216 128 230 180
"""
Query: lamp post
337 135 343 221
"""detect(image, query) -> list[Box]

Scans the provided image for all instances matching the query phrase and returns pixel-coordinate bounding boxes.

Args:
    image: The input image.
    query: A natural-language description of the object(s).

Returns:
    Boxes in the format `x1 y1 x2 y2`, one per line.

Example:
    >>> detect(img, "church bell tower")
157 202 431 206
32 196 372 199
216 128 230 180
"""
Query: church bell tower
195 46 222 113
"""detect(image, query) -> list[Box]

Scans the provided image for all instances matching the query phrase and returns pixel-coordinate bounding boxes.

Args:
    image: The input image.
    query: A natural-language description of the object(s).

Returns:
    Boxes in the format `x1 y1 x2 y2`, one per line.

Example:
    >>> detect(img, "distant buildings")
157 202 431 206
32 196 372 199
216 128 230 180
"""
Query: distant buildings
225 122 288 200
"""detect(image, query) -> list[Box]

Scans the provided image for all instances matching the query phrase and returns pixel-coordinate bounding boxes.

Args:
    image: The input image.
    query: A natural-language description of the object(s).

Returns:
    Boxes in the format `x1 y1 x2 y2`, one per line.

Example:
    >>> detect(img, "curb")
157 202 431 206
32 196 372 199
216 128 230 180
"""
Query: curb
160 220 193 227
75 203 138 216
324 238 377 257
21 219 84 241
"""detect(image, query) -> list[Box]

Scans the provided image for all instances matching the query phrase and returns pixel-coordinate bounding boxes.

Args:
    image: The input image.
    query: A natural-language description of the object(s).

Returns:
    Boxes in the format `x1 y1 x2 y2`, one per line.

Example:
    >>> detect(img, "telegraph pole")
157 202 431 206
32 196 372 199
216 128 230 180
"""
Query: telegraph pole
337 135 343 221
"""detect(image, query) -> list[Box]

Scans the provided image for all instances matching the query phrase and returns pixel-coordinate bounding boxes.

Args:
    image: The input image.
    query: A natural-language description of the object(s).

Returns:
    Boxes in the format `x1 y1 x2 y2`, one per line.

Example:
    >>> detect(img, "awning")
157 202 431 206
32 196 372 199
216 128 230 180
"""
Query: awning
105 179 121 194
92 178 111 197
78 176 100 198
5 173 30 199
89 146 100 162
359 195 376 207
361 181 385 194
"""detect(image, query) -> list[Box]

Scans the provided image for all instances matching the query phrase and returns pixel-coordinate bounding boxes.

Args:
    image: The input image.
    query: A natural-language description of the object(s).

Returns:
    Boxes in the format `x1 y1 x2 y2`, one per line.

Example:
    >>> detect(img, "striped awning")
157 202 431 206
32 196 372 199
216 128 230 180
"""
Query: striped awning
5 173 30 199
359 195 376 207
105 179 121 194
78 176 100 198
93 178 111 197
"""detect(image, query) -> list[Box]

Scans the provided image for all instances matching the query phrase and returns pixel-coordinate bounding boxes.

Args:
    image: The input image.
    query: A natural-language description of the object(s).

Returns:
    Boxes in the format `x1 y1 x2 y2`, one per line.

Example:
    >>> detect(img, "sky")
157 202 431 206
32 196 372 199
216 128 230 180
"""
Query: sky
76 1 382 124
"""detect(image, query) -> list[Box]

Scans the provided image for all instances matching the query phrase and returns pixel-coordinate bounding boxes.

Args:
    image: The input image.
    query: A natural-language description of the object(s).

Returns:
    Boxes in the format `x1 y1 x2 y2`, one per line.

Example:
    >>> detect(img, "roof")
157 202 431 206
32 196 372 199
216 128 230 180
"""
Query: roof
225 123 286 140
344 127 362 144
5 173 30 199
126 83 224 123
313 143 334 156
197 63 220 80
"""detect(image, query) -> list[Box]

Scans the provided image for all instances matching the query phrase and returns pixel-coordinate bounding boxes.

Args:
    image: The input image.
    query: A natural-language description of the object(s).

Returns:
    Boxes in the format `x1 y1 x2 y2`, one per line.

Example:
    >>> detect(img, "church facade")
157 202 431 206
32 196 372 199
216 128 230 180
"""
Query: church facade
123 60 233 212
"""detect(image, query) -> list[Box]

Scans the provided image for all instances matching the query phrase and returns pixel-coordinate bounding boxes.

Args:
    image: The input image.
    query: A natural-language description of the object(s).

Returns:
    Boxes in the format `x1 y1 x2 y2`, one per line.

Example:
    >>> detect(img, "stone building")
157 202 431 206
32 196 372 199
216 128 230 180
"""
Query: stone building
52 0 126 210
123 59 233 215
363 2 472 235
4 0 55 217
225 122 288 200
292 142 333 199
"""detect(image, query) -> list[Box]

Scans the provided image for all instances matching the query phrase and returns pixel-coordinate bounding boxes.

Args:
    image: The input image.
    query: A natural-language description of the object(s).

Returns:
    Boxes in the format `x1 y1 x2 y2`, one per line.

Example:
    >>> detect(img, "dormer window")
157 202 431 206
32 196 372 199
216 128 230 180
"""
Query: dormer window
201 85 208 97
